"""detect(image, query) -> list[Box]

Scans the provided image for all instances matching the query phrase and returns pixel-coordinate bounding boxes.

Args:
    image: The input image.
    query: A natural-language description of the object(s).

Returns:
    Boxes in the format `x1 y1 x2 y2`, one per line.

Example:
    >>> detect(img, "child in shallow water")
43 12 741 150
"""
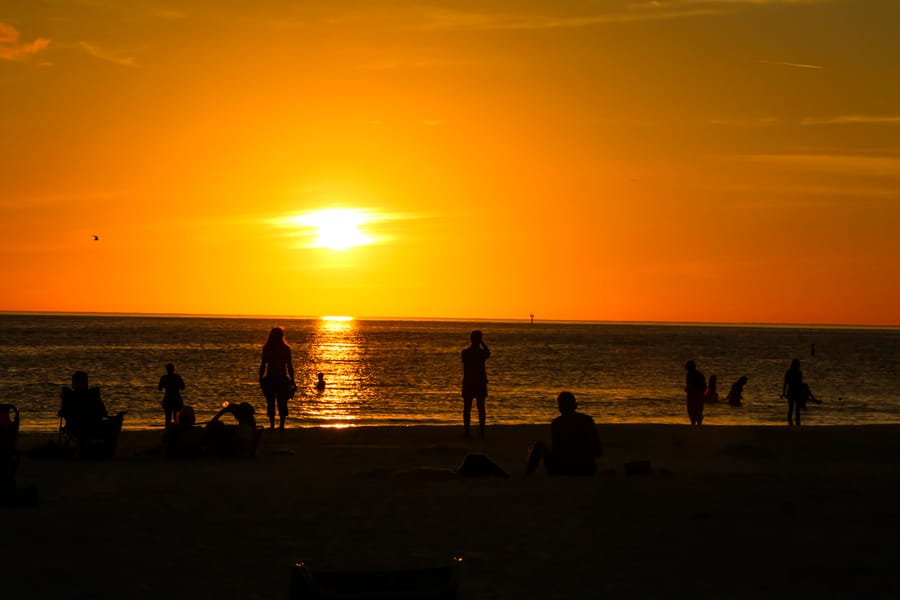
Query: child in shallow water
704 374 720 404
726 376 748 406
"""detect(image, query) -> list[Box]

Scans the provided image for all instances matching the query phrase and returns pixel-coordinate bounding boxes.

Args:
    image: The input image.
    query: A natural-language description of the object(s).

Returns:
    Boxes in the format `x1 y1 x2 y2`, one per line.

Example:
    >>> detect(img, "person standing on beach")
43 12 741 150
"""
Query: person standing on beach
781 358 805 426
684 360 706 426
158 362 185 426
259 327 296 430
461 330 491 438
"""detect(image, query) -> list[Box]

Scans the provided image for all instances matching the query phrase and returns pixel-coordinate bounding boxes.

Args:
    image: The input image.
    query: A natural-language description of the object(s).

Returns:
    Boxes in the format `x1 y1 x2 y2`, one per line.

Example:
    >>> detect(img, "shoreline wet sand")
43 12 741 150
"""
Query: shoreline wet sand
8 424 900 598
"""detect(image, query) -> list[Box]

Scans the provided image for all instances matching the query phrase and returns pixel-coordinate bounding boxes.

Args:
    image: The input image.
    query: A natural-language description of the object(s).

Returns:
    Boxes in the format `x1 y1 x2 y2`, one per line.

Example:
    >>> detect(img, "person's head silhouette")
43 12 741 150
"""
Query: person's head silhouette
557 391 577 414
470 330 483 346
72 370 89 390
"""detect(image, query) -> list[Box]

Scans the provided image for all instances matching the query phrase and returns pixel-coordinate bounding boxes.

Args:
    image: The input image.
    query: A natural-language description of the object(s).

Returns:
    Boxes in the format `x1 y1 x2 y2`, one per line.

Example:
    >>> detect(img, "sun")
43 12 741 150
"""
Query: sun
292 209 374 250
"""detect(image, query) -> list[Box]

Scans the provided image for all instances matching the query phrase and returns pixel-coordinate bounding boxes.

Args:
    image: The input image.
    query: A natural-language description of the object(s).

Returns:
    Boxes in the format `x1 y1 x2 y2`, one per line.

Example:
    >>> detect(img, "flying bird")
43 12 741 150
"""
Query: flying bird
93 235 99 241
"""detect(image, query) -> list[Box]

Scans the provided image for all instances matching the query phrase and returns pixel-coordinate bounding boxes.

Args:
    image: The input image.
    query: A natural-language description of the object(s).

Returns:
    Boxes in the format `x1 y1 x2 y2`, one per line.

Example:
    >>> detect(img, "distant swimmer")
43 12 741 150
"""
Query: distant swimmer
315 372 326 393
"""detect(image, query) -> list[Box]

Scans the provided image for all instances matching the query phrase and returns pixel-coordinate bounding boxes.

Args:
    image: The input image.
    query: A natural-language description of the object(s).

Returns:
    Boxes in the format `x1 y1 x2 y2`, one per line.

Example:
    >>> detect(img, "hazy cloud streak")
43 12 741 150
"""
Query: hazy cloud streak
78 41 139 67
755 59 823 69
0 22 50 60
802 115 900 126
736 153 900 177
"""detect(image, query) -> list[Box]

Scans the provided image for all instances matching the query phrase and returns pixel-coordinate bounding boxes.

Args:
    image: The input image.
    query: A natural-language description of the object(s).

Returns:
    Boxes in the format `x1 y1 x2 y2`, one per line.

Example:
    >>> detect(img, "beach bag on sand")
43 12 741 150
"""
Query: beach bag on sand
457 453 509 478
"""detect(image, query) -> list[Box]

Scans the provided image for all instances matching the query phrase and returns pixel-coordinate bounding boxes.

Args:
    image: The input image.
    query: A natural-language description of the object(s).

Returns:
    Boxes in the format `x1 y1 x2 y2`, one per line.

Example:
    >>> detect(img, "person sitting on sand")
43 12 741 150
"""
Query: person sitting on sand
164 405 203 459
704 374 720 404
526 391 602 476
726 376 748 407
204 402 259 458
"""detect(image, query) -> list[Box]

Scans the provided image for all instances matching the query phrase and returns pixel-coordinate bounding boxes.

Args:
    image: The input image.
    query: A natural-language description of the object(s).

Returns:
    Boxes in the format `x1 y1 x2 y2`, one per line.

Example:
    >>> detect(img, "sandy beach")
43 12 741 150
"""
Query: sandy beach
7 424 900 599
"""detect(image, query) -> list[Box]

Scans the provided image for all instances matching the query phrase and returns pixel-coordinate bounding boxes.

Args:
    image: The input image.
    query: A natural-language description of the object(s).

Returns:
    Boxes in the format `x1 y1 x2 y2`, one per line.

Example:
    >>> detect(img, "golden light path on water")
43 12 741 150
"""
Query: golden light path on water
306 316 359 427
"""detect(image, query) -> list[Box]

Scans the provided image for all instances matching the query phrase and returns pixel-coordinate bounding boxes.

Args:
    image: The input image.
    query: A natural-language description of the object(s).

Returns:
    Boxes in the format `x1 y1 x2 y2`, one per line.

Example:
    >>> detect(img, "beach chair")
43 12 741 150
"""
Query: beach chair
59 410 127 459
289 555 462 599
1 404 21 490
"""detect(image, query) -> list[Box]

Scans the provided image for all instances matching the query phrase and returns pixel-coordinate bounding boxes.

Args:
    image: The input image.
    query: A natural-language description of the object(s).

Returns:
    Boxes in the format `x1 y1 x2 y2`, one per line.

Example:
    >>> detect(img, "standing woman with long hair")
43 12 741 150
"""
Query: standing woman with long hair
259 327 296 430
781 358 804 426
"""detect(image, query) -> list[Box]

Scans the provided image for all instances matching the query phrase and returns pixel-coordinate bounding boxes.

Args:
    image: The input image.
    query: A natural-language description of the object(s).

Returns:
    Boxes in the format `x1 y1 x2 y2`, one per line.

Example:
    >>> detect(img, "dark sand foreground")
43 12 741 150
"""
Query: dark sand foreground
7 424 900 599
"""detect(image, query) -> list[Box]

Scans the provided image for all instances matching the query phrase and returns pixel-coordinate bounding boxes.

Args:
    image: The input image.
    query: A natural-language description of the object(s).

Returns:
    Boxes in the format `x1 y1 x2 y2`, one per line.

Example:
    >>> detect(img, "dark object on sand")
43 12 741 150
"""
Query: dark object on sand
1 404 21 490
1 404 39 508
456 453 509 478
290 555 462 599
624 460 652 476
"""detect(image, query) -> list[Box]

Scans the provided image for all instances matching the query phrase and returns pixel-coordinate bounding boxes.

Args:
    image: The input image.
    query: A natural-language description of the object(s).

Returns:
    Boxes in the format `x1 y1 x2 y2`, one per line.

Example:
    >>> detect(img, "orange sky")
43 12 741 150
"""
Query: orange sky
2 1 899 325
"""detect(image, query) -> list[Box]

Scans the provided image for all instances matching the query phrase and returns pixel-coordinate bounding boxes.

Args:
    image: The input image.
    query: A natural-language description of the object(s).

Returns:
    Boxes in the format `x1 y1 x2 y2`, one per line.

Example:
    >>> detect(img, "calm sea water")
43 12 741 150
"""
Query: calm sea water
2 314 899 431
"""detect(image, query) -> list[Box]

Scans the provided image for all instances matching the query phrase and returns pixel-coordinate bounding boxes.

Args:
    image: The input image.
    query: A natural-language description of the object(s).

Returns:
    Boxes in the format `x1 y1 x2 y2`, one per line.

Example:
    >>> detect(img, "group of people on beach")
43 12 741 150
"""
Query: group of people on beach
55 326 822 469
684 358 820 426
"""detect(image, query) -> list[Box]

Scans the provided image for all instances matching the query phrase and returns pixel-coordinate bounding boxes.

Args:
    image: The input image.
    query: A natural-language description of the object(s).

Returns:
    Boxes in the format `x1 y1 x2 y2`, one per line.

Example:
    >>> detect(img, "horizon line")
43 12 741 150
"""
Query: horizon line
1 309 897 331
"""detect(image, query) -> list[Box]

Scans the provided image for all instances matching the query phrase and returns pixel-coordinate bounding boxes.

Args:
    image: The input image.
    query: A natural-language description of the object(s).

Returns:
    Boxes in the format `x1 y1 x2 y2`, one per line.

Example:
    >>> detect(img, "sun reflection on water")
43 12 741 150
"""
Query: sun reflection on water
300 317 362 425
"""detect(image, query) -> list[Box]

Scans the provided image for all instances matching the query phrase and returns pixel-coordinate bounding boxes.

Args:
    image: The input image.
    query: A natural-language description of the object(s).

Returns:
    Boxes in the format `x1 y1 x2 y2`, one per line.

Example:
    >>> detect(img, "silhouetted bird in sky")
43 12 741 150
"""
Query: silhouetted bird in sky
93 235 99 241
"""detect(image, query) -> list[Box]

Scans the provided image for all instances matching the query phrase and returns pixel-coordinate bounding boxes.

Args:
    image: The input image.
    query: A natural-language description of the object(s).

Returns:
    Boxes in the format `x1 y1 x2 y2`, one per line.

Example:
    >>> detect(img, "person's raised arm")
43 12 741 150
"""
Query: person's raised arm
481 341 490 358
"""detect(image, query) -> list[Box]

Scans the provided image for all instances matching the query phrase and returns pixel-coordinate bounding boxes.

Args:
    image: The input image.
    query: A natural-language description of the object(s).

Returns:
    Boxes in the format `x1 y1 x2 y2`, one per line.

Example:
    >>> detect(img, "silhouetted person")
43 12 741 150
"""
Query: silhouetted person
726 376 748 407
801 383 822 408
164 405 203 458
259 327 296 430
685 360 706 426
59 371 108 439
205 402 258 458
461 330 490 438
315 372 326 393
526 391 602 476
705 374 719 404
58 371 124 457
781 358 805 426
158 362 185 426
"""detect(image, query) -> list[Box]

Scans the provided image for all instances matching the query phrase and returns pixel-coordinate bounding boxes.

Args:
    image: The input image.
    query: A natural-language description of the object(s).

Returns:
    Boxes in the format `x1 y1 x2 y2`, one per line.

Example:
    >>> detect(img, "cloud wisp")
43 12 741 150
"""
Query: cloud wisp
0 22 50 61
755 59 824 70
78 41 139 67
403 0 835 32
802 115 900 126
735 153 900 177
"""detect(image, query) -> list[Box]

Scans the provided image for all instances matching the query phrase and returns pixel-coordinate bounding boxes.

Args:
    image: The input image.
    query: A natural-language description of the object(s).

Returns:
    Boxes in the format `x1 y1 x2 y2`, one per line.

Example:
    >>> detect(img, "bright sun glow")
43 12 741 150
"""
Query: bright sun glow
292 209 373 250
321 315 354 321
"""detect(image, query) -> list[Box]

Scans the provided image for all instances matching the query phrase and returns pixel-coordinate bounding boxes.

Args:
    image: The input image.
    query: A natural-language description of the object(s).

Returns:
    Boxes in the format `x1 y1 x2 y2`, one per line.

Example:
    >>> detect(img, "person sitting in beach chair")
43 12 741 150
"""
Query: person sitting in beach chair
59 371 126 458
526 391 602 476
204 402 262 458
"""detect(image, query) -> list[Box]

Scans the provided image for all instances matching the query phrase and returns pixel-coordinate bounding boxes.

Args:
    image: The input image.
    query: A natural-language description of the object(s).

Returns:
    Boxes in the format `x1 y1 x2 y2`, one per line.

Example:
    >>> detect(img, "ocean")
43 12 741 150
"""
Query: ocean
2 313 899 431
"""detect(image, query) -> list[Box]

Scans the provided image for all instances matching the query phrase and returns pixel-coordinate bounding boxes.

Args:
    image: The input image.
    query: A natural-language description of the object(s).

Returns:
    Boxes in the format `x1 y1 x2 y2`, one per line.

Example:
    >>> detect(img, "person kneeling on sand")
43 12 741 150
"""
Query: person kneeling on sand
526 391 602 476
